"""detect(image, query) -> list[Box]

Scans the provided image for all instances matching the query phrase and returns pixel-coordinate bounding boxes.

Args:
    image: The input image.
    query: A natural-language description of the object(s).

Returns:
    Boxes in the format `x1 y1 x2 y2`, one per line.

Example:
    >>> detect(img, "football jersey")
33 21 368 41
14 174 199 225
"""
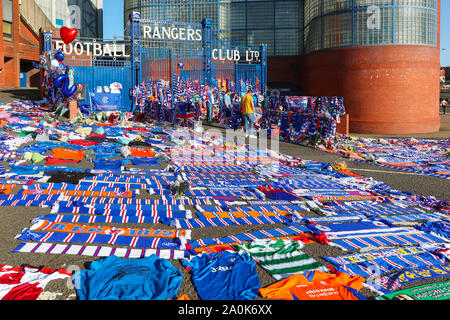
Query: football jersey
183 251 260 300
259 270 366 300
74 255 182 300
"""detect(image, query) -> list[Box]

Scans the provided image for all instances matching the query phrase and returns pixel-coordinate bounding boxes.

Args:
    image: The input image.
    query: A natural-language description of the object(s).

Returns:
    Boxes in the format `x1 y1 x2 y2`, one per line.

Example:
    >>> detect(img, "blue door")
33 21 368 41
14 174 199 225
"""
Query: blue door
20 72 27 88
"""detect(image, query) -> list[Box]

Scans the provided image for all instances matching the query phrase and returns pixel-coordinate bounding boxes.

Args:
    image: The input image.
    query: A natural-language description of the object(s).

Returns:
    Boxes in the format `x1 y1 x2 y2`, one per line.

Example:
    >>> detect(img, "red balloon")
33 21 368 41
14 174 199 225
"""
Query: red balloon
60 27 78 45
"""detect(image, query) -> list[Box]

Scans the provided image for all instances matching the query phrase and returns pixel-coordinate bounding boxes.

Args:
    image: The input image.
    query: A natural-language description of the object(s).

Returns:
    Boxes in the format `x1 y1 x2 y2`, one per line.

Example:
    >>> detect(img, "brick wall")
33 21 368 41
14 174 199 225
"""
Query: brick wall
268 56 304 90
302 45 440 134
0 0 42 88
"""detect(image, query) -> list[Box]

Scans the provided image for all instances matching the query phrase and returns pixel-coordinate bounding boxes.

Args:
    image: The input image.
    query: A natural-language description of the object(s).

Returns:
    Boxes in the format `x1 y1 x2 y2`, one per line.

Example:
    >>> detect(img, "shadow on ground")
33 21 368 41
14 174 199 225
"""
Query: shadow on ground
0 88 41 103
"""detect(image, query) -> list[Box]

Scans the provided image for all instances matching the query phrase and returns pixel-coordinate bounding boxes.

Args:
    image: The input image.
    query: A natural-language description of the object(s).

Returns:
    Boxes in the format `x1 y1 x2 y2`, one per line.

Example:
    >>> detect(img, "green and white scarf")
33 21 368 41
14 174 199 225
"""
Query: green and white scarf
237 239 327 280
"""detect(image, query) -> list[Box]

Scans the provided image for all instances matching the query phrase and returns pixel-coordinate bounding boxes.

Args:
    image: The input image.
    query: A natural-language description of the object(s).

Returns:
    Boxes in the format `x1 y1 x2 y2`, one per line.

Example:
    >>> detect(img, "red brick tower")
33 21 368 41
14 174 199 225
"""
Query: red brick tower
301 0 441 134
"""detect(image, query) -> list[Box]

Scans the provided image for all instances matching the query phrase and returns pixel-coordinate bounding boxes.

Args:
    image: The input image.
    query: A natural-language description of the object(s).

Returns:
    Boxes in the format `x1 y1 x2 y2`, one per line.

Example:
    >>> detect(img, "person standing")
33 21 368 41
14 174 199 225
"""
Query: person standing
240 89 256 138
441 99 448 115
206 87 215 123
221 89 232 128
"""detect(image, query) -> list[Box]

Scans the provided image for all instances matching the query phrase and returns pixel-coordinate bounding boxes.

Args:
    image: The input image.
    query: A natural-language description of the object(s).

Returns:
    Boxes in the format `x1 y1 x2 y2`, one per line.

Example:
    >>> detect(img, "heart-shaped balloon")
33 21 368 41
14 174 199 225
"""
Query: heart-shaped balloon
60 27 78 44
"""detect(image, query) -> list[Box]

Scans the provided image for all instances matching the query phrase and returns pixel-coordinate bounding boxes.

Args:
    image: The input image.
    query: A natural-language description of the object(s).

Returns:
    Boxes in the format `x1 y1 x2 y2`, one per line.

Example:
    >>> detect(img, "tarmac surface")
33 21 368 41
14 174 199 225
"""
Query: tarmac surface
0 88 449 302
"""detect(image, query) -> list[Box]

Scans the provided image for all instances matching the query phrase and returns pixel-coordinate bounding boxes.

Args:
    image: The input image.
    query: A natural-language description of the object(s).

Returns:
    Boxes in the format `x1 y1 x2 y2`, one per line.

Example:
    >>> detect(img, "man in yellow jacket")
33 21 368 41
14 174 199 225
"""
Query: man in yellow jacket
239 89 256 138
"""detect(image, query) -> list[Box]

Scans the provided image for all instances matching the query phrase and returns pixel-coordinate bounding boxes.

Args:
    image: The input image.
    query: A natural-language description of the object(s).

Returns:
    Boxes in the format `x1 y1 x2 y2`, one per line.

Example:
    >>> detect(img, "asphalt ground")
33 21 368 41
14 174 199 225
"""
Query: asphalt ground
0 89 449 304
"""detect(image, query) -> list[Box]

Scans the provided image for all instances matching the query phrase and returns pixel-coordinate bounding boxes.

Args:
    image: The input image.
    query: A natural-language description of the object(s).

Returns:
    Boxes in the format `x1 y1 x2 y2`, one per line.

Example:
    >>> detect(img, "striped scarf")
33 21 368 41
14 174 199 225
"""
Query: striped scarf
36 214 160 224
17 228 185 250
25 182 154 191
52 205 190 219
365 264 450 295
21 189 134 198
188 225 310 249
29 220 189 239
323 246 446 278
12 242 186 259
173 214 286 229
330 232 446 251
57 196 211 206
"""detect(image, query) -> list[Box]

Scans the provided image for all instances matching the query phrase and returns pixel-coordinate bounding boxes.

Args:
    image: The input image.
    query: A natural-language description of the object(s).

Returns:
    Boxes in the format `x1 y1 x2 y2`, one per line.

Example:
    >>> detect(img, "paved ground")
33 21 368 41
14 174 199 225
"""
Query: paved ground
0 88 42 103
352 113 450 140
0 88 449 302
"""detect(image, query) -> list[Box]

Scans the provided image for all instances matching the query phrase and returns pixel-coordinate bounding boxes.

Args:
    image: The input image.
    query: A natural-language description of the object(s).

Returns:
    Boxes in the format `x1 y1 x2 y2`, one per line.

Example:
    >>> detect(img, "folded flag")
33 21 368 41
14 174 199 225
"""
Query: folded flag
0 264 71 300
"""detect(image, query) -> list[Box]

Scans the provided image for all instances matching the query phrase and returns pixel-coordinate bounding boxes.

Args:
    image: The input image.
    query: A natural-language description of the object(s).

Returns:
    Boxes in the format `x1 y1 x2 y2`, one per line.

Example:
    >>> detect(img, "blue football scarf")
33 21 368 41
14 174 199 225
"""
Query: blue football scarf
321 201 389 211
52 203 191 218
197 204 307 213
330 232 446 251
378 212 448 224
183 251 260 300
12 242 187 259
186 189 259 198
274 179 346 190
324 246 433 265
183 172 261 180
322 226 420 240
0 194 61 202
54 203 186 211
24 183 141 192
323 247 445 278
16 228 186 250
36 214 161 224
188 225 310 249
82 175 175 185
53 206 189 218
247 200 295 206
78 181 155 190
172 214 285 229
86 172 176 180
415 220 450 240
80 178 169 189
57 196 211 206
184 174 263 183
365 264 450 295
303 215 365 224
0 199 57 207
305 220 391 234
335 206 426 218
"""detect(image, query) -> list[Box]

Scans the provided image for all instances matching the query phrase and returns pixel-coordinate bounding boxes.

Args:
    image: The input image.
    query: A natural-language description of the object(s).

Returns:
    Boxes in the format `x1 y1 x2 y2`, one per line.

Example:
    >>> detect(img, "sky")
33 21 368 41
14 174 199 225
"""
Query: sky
102 0 450 66
103 0 125 39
